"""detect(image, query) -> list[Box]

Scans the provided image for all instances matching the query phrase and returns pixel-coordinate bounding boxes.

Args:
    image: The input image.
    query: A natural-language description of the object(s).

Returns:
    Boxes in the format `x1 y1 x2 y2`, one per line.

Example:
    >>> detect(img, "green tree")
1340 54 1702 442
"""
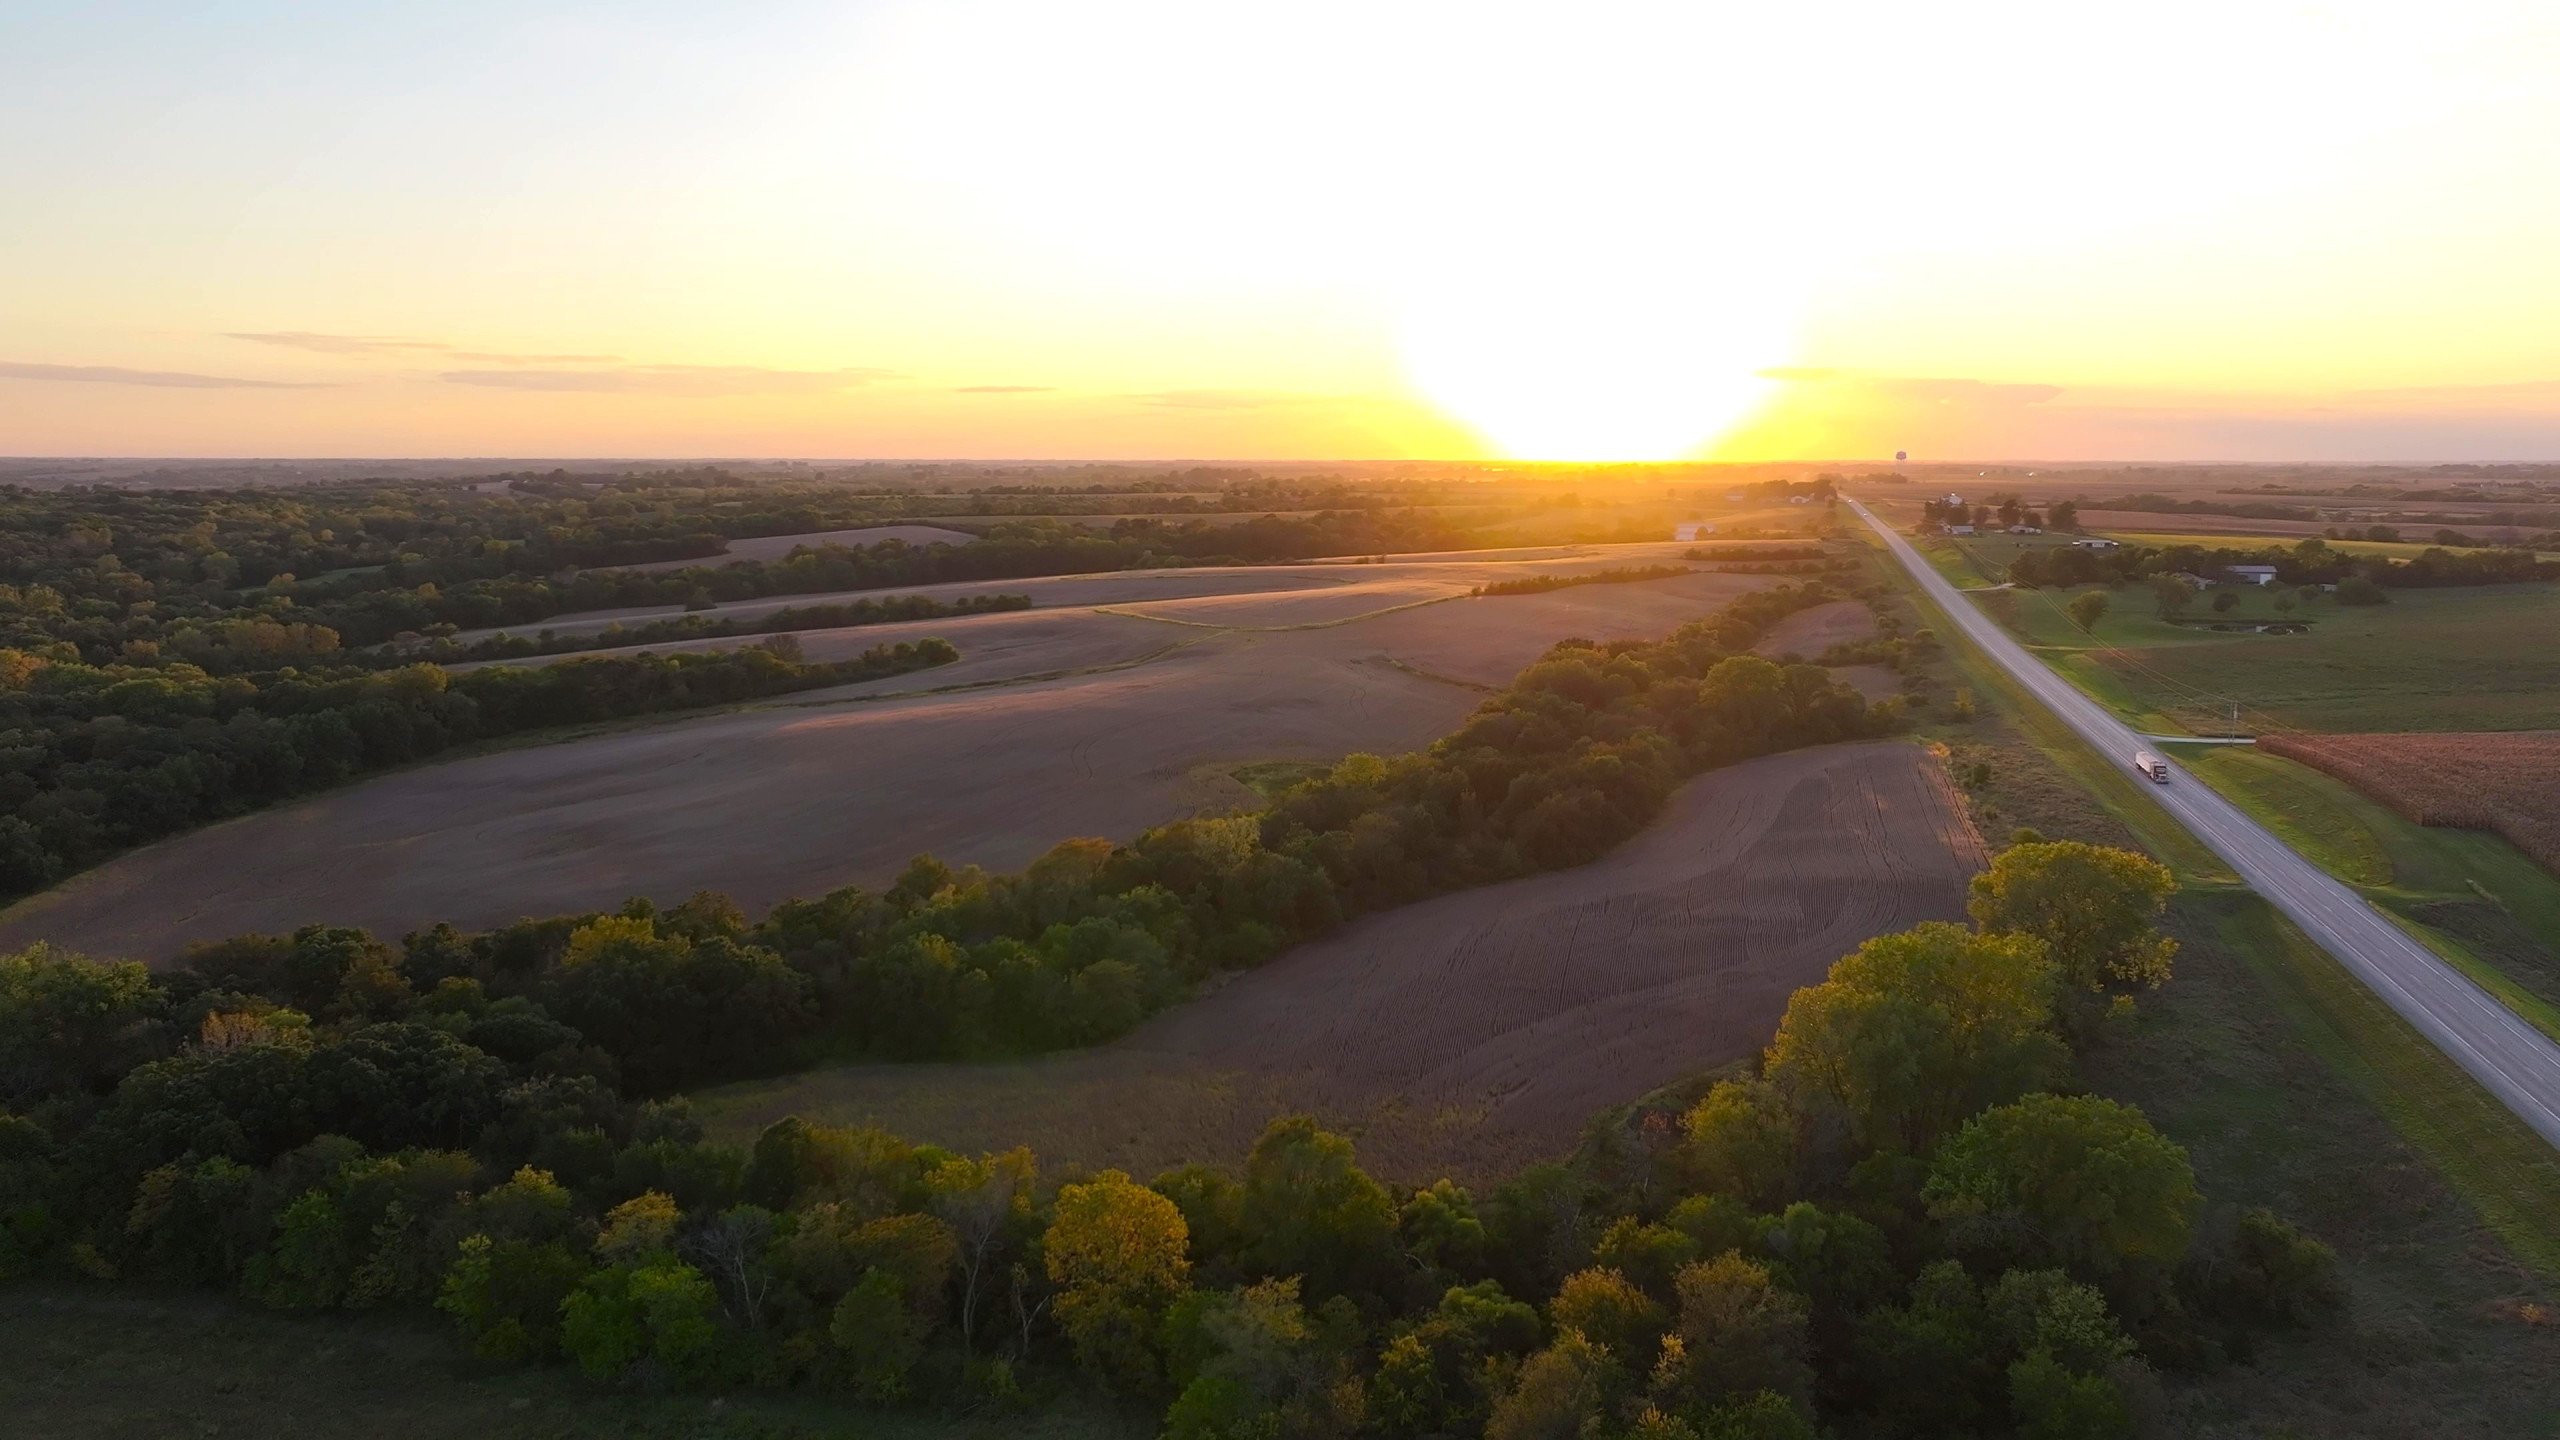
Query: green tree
2337 575 2388 605
1925 1095 2201 1290
2008 1347 2139 1440
1552 1266 1668 1368
1397 1178 1490 1280
2148 575 2193 620
1045 1169 1191 1388
594 1190 679 1262
1765 923 2063 1155
0 945 168 1104
2065 591 2108 631
2209 589 2239 614
1160 1277 1360 1440
1592 1219 1702 1302
1487 1328 1626 1440
1239 1115 1398 1301
437 1233 587 1362
560 1255 731 1386
1652 1252 1813 1412
828 1268 927 1398
1367 1280 1541 1437
1966 841 2177 994
1677 1079 1794 1208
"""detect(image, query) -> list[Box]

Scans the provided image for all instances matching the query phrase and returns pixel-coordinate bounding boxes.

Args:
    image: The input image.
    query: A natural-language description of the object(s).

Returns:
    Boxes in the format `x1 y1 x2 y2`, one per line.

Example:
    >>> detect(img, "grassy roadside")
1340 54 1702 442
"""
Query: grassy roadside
1900 524 2560 1054
1855 511 2560 1434
2178 747 2560 1045
0 1286 1148 1440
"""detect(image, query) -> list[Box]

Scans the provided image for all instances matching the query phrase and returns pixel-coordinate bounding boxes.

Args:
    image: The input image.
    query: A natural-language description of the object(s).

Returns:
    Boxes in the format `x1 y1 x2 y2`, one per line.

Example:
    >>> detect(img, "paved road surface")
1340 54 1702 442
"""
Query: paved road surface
1852 498 2560 1150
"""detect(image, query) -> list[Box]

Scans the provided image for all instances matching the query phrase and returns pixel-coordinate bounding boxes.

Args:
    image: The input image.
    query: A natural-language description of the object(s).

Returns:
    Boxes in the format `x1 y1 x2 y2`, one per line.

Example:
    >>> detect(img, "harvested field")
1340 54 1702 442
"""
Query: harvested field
1752 599 1879 659
603 525 978 572
448 543 1712 650
2259 731 2560 878
0 558 1777 963
698 742 1983 1183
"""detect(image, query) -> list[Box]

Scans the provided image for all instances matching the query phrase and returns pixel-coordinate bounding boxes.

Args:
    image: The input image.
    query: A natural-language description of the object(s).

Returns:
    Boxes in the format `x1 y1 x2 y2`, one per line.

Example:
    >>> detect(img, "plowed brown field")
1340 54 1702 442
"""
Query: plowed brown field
2260 731 2560 876
697 742 1984 1183
0 551 1777 963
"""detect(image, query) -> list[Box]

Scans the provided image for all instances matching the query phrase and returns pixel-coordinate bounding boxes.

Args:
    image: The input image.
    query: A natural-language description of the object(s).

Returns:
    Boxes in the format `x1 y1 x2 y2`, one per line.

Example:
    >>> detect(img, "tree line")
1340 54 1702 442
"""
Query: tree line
407 591 1034 664
2005 535 2554 592
0 837 2336 1437
1472 566 1694 597
0 638 956 901
108 583 1883 1085
0 474 1485 670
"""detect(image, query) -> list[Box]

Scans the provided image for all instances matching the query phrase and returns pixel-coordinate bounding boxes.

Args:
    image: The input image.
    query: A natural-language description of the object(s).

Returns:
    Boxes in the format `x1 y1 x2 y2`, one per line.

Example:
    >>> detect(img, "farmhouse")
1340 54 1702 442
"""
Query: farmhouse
2007 524 2043 534
2228 564 2279 585
2072 537 2121 549
1947 523 1977 536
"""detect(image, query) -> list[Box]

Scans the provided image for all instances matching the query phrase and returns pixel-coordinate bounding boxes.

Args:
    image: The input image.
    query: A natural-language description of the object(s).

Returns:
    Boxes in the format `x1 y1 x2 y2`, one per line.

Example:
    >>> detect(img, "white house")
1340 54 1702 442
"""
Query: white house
1674 522 1716 542
2007 525 2043 535
2228 564 2279 585
1948 523 1977 536
1943 492 1966 507
2071 537 2122 550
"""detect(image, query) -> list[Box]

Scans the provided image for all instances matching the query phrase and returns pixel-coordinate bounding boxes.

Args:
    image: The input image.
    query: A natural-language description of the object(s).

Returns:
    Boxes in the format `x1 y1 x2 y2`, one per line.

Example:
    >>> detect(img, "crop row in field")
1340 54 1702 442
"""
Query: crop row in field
2260 731 2560 880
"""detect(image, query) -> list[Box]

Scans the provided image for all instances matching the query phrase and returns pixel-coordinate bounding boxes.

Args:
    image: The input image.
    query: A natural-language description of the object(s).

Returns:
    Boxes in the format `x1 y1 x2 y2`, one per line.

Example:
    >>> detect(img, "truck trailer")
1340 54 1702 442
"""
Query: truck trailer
2133 750 2169 783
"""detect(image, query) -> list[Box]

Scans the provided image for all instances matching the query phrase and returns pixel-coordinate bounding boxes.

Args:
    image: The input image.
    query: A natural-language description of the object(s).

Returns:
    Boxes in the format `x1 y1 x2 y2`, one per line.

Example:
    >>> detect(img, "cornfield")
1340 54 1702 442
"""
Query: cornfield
2260 731 2560 877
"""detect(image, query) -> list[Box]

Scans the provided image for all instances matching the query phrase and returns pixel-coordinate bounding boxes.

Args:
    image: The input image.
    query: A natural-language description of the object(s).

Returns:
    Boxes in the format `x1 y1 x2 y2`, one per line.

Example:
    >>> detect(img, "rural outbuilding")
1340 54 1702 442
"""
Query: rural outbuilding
2228 564 2279 585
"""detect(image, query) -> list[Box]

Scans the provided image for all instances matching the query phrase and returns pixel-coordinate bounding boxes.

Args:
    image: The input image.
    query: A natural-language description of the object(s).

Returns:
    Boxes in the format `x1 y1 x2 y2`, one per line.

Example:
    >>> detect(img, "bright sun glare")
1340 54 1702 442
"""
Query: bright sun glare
1393 245 1804 462
854 0 2503 461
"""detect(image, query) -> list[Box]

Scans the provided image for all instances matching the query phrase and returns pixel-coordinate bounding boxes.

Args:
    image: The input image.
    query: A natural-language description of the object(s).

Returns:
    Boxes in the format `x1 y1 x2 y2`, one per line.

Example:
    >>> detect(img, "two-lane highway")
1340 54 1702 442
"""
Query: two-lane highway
1852 499 2560 1150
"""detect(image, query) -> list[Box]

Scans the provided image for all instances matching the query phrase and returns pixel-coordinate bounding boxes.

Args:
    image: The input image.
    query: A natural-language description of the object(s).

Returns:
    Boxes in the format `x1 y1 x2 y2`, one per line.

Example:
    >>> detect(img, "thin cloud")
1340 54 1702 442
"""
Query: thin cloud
1879 377 2066 406
1761 369 2065 406
230 331 624 365
225 331 450 356
450 350 626 365
1127 388 1327 410
441 364 900 396
954 384 1056 394
0 361 327 390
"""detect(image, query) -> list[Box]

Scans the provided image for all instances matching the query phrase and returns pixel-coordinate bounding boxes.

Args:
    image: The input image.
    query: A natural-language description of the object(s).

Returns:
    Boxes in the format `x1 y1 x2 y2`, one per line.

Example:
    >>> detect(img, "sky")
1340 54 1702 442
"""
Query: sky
3 1 2558 463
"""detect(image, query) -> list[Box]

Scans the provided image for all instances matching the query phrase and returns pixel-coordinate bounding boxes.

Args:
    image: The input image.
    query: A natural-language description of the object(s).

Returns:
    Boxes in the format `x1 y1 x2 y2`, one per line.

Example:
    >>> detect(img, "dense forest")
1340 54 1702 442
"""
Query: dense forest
0 835 2336 1438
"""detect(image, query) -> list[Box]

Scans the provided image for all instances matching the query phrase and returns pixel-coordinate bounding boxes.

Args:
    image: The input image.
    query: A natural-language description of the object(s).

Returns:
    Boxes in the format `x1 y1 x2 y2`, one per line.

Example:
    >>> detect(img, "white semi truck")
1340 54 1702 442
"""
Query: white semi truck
2133 750 2169 783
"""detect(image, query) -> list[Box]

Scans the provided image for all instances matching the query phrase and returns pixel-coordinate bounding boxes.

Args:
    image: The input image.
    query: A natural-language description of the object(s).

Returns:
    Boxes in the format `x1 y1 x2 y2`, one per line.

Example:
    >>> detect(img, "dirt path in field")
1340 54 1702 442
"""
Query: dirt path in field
698 742 1984 1184
0 558 1776 964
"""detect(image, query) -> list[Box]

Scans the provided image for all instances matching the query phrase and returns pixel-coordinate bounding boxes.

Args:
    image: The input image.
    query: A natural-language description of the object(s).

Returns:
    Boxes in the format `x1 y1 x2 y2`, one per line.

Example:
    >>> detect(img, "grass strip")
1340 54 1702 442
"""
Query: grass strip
2196 893 2560 1279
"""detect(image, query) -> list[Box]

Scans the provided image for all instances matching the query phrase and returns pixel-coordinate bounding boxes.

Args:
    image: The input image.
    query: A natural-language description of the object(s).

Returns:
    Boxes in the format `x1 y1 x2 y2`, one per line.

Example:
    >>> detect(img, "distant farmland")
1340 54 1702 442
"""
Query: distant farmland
0 546 1790 963
697 742 1984 1184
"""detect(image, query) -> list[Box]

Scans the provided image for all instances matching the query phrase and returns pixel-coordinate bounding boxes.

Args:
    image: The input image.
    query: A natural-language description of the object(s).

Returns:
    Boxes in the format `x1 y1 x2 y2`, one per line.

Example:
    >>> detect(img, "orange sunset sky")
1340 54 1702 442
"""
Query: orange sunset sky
4 1 2558 462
